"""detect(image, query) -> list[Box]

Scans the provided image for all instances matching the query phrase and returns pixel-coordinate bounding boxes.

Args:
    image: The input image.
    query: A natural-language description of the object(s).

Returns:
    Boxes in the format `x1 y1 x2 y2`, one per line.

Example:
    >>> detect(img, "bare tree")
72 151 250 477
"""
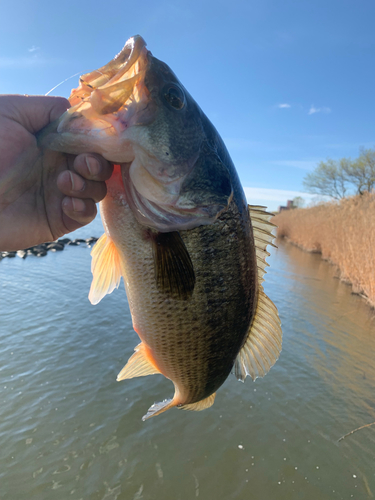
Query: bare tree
303 159 349 199
343 147 375 195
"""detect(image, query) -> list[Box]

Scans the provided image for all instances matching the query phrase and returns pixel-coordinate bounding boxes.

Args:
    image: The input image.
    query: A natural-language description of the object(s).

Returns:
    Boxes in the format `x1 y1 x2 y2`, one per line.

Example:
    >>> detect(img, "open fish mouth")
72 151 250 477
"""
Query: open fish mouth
38 35 154 161
69 35 148 107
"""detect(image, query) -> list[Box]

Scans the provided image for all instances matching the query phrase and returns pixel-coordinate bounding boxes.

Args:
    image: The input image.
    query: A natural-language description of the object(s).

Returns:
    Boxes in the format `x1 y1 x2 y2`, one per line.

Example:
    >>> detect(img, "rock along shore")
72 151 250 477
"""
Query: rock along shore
0 237 98 261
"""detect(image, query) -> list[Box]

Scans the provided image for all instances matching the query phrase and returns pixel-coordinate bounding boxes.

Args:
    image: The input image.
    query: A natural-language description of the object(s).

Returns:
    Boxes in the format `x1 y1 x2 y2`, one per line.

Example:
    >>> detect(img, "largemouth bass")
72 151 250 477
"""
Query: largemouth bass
40 35 282 420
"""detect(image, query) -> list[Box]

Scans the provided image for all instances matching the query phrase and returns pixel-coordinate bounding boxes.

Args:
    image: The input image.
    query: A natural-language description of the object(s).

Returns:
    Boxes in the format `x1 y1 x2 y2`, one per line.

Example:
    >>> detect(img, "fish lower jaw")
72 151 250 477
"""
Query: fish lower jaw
119 165 222 231
127 189 220 231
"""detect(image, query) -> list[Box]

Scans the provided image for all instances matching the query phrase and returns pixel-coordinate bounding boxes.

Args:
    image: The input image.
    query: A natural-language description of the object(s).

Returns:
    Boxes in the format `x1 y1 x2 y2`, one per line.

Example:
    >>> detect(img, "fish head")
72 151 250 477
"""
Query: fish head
38 35 233 231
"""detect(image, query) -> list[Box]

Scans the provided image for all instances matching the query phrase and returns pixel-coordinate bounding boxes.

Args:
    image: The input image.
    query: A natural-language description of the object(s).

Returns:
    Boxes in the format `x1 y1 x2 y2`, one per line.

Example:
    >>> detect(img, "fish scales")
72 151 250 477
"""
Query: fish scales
38 35 282 419
102 163 257 404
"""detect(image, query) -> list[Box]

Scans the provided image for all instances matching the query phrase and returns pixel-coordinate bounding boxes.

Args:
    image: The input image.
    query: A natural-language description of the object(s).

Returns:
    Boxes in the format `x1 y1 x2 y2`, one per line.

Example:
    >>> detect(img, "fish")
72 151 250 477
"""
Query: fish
39 35 282 420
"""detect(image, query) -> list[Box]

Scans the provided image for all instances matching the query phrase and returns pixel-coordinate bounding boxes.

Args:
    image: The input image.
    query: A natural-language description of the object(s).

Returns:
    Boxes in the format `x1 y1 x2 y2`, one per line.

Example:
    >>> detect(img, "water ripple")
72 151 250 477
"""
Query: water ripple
1 226 375 499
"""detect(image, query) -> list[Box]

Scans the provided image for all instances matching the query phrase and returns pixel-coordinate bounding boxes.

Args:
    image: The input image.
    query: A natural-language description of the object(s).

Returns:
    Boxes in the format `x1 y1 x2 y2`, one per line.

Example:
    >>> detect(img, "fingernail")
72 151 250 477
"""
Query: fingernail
62 197 70 211
69 171 85 191
86 156 100 176
72 198 85 212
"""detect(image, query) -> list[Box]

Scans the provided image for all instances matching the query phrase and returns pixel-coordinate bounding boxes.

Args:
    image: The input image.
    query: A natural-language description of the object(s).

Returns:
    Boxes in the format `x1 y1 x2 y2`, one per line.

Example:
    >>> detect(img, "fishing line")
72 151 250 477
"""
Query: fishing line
45 69 107 96
45 71 84 96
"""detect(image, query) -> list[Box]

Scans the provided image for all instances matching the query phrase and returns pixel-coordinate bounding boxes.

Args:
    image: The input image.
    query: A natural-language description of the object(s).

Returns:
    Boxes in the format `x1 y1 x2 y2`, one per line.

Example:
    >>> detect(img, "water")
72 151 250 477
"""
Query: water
1 217 375 500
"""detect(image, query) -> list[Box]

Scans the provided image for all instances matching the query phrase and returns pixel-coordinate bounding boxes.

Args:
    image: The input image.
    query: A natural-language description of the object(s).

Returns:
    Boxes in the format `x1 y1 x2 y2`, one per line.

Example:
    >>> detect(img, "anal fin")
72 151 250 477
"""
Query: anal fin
88 233 122 305
117 343 160 381
177 393 216 412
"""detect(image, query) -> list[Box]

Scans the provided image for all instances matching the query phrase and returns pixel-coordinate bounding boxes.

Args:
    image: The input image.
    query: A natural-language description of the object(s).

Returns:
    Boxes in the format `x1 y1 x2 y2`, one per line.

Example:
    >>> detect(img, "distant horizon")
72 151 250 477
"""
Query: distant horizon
243 187 330 212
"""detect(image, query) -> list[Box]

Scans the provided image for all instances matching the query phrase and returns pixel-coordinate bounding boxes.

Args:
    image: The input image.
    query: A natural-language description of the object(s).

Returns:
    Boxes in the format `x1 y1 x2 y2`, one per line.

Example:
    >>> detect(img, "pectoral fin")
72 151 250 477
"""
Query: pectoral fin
152 231 195 300
88 233 122 305
117 343 160 380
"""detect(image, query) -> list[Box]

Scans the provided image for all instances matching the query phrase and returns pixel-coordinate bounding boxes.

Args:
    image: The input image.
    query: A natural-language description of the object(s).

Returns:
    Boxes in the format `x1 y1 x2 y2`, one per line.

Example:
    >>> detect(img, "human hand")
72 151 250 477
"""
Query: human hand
0 94 113 251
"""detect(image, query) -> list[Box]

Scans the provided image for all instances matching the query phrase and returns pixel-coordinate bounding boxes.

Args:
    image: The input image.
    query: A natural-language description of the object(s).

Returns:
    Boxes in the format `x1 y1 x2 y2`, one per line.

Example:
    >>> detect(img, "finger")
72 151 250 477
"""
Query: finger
57 170 107 203
1 95 70 133
73 154 113 182
61 197 98 233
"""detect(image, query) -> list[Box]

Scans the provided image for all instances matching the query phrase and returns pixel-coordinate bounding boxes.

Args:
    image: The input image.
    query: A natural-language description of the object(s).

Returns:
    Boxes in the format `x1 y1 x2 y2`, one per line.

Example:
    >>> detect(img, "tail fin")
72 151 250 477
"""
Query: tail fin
142 398 175 421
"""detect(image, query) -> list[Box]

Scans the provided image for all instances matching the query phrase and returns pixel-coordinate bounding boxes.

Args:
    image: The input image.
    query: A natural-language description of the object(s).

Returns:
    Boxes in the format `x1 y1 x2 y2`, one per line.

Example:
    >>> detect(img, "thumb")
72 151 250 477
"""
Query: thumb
3 94 70 134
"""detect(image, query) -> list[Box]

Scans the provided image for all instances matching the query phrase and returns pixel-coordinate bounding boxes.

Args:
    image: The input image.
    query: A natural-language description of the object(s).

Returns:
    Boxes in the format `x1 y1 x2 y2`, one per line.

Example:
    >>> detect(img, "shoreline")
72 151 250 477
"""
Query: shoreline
272 193 375 309
278 236 373 308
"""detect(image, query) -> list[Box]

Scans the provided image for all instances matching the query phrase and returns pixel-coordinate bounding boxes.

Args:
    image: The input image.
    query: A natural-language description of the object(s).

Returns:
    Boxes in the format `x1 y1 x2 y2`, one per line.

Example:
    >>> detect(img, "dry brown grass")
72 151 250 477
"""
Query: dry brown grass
273 193 375 307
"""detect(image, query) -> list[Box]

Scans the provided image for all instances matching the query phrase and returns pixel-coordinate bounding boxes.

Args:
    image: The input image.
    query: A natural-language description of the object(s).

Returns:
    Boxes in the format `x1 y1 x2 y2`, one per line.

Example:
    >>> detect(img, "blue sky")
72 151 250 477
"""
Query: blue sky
1 0 374 211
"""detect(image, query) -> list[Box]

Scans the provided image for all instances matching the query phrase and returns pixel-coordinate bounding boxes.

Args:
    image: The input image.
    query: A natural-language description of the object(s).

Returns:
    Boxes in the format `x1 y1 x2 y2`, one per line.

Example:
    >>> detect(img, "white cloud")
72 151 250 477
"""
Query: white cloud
243 187 330 212
0 47 61 68
308 105 331 115
277 103 291 109
0 56 45 68
0 54 60 68
270 160 318 170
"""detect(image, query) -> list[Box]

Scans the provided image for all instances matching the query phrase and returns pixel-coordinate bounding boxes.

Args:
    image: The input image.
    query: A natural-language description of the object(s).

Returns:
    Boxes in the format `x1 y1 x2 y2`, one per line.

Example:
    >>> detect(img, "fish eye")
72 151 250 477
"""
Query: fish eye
163 85 185 110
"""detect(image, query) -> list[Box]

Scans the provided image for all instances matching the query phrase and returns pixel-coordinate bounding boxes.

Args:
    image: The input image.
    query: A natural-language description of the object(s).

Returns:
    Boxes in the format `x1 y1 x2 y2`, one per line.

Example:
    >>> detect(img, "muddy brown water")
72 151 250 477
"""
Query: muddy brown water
1 216 375 500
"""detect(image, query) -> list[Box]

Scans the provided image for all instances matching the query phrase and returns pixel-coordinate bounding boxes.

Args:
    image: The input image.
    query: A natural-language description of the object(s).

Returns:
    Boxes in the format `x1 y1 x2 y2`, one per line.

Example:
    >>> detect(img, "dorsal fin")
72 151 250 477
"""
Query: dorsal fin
88 233 122 305
234 289 282 381
233 206 282 381
117 343 161 380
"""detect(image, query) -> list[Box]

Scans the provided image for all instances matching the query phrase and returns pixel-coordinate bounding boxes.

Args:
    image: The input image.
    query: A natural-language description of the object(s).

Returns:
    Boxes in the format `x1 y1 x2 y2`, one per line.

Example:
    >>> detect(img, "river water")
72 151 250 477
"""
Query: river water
1 215 375 500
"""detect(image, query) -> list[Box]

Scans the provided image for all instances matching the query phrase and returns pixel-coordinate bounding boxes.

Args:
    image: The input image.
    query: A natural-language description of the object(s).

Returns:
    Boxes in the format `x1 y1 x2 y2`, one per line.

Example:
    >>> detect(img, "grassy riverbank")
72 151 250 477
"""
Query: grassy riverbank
272 193 375 308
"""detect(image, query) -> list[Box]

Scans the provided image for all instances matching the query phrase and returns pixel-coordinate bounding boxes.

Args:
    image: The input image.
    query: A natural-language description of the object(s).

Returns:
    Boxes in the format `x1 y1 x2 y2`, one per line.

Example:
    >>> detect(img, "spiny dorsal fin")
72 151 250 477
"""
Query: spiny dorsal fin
142 398 174 421
232 206 282 381
88 233 122 305
152 231 195 300
117 343 161 381
248 205 277 283
177 393 216 412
